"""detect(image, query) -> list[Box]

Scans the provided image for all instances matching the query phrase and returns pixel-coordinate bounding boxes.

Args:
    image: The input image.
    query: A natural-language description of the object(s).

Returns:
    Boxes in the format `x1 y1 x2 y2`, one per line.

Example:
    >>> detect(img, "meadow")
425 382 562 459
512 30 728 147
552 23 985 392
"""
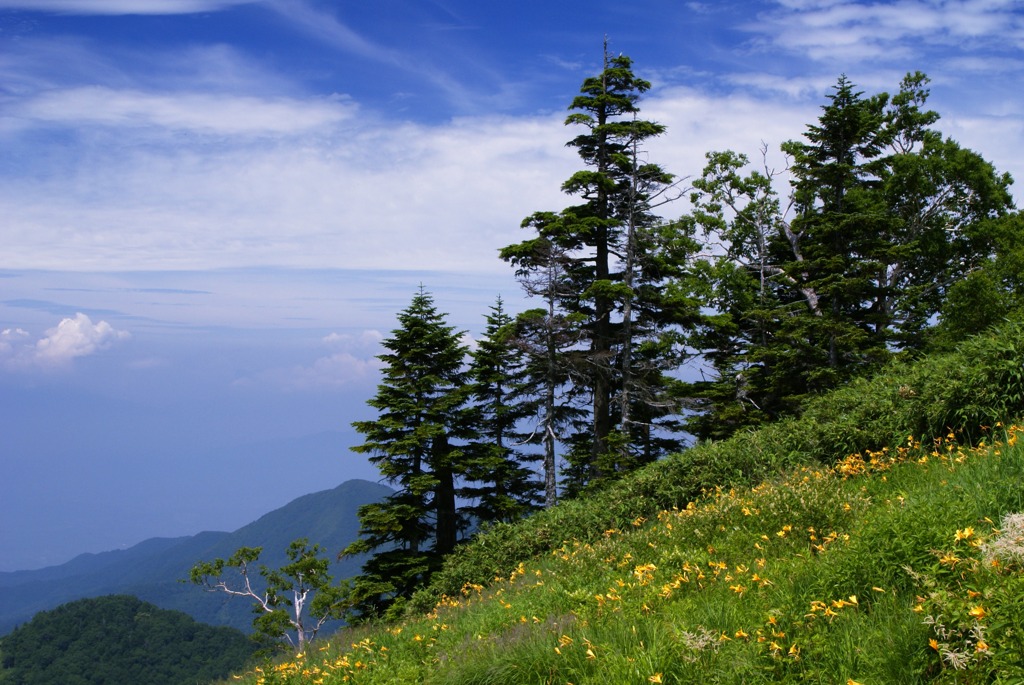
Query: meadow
219 321 1024 684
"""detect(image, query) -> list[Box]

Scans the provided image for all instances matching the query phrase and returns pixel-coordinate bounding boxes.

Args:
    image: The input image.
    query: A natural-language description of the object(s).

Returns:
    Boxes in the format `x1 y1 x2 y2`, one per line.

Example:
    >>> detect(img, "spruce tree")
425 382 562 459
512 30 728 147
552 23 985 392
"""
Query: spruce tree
501 235 588 507
502 45 691 493
462 297 543 523
342 288 473 616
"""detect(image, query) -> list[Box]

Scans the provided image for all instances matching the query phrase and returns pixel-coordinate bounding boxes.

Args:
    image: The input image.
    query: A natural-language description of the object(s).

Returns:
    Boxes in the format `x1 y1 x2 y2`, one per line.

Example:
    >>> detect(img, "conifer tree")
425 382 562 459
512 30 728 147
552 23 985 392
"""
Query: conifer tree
341 288 473 616
501 236 587 507
462 297 543 522
502 45 691 492
684 73 1014 439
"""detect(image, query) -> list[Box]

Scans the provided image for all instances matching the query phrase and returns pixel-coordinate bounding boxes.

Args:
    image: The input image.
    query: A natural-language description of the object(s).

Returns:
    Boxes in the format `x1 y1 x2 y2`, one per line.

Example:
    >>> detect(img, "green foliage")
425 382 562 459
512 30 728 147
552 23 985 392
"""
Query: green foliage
0 595 255 685
684 73 1016 441
190 538 346 650
425 317 1024 602
462 297 544 523
344 288 476 616
218 418 1024 683
503 48 694 492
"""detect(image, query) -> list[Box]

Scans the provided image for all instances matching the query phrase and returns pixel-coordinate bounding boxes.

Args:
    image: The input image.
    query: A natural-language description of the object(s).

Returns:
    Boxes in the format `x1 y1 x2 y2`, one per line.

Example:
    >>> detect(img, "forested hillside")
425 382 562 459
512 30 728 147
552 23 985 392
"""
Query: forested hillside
0 479 391 635
334 46 1024 622
0 595 256 685
217 318 1024 683
177 46 1024 678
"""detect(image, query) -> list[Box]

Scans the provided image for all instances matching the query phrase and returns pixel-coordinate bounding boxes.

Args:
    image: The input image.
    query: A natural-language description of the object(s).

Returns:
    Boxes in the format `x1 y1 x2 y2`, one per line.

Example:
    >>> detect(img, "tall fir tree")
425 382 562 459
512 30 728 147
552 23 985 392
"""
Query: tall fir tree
462 297 543 523
342 288 473 616
501 236 587 507
502 45 692 493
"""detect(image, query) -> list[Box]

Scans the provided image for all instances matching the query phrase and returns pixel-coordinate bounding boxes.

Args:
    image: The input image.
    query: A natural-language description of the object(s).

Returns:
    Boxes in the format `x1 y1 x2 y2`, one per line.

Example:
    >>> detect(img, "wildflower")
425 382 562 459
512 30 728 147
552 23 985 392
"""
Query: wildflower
649 674 663 683
969 605 987 620
939 552 960 567
586 648 597 660
929 638 940 651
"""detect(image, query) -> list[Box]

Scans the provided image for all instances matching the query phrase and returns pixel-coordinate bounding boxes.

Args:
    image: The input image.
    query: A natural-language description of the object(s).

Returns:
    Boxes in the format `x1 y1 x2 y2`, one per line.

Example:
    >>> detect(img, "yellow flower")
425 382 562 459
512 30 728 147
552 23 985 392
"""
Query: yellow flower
929 638 940 651
648 675 663 684
939 552 960 567
969 605 987 620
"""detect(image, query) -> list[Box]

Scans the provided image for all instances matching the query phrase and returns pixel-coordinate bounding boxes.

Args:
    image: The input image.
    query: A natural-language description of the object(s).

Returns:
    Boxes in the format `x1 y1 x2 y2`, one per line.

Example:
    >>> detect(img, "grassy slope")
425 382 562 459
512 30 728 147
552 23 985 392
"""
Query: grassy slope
223 320 1024 684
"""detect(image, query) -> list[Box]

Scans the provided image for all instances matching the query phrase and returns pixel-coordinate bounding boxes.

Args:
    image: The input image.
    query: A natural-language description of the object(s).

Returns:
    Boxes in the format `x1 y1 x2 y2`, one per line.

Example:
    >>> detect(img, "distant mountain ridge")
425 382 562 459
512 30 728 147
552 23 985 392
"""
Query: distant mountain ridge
0 479 392 635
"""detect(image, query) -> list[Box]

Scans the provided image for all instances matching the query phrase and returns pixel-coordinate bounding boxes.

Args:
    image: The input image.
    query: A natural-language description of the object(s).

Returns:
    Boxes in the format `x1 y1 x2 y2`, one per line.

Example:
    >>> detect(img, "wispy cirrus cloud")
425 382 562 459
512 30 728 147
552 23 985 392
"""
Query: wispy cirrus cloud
0 0 260 15
748 0 1024 63
13 87 354 135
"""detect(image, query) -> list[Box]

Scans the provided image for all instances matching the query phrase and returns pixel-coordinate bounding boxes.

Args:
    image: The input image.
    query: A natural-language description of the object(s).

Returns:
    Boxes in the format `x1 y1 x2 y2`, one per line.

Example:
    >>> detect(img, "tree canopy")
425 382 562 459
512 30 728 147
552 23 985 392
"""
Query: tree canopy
339 54 1022 620
0 595 256 685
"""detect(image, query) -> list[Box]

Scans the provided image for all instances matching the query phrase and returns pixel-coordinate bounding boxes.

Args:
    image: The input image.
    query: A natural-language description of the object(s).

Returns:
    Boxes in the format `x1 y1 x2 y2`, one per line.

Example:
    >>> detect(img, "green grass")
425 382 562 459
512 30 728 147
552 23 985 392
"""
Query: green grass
216 319 1024 684
224 425 1024 684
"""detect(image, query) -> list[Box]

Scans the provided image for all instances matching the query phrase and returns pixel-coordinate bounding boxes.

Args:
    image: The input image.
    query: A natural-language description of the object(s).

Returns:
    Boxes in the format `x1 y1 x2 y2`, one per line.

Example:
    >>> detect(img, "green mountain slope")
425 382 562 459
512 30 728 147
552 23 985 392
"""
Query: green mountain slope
0 595 258 685
0 479 392 635
216 321 1024 683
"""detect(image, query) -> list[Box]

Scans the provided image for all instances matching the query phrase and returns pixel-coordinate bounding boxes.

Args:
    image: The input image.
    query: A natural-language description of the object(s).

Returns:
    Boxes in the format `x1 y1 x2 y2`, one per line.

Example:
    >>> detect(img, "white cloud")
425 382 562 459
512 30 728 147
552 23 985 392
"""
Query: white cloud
0 328 30 356
751 0 1024 62
2 0 1022 276
14 87 354 135
234 328 385 390
323 330 383 349
0 108 576 272
0 0 259 14
285 350 383 389
35 313 130 366
0 314 129 370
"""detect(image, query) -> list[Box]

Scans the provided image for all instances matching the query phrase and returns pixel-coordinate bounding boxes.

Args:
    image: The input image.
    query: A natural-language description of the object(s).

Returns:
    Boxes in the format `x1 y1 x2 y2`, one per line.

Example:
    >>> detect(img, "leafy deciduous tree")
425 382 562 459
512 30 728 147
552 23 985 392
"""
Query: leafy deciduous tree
189 538 344 651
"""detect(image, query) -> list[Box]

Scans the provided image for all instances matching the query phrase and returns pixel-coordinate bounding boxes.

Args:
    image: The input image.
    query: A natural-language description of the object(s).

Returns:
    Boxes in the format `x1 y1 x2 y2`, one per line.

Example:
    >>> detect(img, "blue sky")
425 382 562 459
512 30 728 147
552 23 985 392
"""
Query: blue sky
1 0 1023 572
